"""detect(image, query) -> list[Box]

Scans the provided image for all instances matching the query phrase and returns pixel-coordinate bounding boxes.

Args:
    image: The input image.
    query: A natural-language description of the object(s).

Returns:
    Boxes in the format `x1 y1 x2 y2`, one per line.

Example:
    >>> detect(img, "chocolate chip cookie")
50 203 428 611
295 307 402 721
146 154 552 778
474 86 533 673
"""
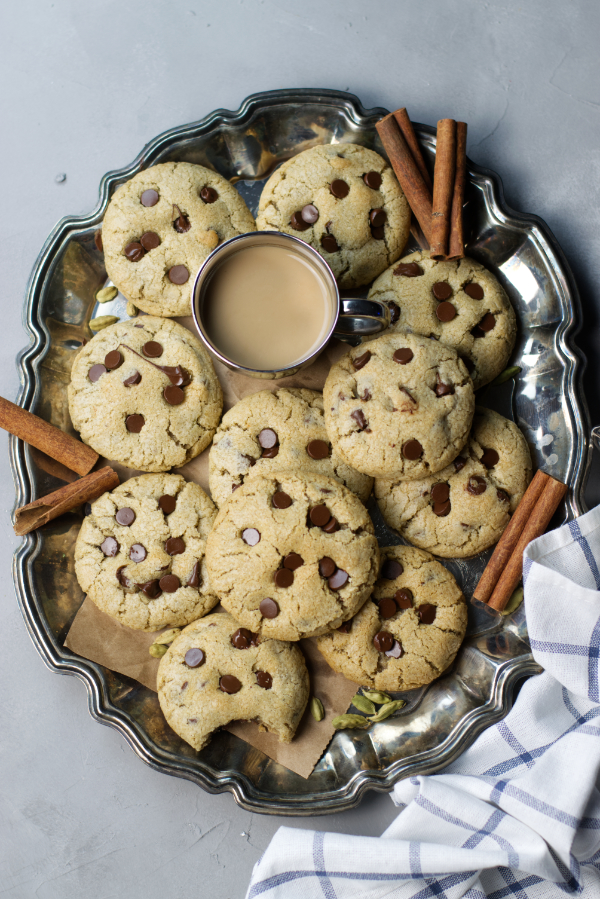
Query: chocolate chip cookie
74 474 218 631
367 251 517 389
375 408 533 558
255 144 411 288
323 330 475 481
315 545 467 691
157 612 309 751
209 388 373 507
101 162 256 317
205 471 379 641
68 317 223 471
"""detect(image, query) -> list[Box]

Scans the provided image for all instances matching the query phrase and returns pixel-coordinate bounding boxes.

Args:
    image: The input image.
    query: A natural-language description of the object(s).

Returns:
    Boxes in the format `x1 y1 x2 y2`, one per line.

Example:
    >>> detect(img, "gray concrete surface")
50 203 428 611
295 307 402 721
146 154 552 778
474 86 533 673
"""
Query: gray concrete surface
1 1 599 896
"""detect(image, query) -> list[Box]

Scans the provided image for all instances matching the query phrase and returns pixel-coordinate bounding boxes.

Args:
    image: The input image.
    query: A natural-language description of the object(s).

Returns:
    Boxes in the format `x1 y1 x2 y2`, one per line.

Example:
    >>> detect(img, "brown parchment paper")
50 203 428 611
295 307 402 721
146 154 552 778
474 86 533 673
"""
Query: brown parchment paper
64 319 359 779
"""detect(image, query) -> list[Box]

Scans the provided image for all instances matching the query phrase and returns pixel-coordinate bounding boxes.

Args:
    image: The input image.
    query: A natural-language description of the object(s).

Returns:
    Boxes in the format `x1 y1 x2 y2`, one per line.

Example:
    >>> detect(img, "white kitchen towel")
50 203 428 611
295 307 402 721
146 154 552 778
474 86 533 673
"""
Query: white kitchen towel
246 505 600 898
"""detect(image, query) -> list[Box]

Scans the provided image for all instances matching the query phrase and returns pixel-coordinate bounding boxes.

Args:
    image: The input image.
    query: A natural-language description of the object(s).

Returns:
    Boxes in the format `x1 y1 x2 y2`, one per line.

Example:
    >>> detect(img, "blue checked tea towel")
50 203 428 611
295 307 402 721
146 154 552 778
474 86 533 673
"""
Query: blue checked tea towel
246 505 600 898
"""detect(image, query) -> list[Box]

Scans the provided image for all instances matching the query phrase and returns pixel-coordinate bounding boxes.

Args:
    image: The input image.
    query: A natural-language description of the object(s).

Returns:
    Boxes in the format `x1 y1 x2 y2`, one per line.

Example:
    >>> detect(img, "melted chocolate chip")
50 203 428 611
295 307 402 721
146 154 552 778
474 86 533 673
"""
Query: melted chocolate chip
184 648 205 668
330 179 349 198
435 373 454 396
378 597 397 619
200 186 218 203
481 449 500 468
322 516 339 533
100 536 118 557
116 566 132 588
394 262 423 277
431 483 450 503
159 494 177 514
283 553 303 570
310 505 331 527
261 445 279 459
351 408 368 430
220 675 242 694
432 282 453 300
363 171 382 189
385 640 404 659
231 628 254 649
142 341 163 358
258 428 277 449
321 234 339 252
497 488 510 503
140 189 159 207
272 491 292 509
259 598 279 619
123 370 141 387
163 385 185 405
454 455 467 472
290 211 310 231
275 568 294 588
301 203 319 224
307 439 329 460
129 543 147 562
472 313 496 336
125 414 145 433
402 439 423 460
242 528 260 546
353 350 371 371
168 265 189 284
103 351 123 372
172 204 191 233
371 225 385 240
395 588 413 609
319 557 336 578
140 231 161 251
381 559 403 580
337 619 352 633
328 568 349 591
115 507 135 526
140 579 162 599
464 283 484 300
418 603 437 624
436 301 457 322
89 363 107 382
369 208 386 228
373 630 394 653
165 537 185 555
125 241 145 262
186 561 200 587
389 302 400 323
433 499 451 517
467 475 487 496
159 574 180 593
256 671 272 689
393 348 413 364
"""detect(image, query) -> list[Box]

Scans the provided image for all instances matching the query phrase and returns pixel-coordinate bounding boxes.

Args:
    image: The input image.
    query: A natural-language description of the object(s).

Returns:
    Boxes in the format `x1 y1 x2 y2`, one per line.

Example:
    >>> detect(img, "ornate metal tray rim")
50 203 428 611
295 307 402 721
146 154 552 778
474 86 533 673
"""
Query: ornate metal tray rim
10 88 590 815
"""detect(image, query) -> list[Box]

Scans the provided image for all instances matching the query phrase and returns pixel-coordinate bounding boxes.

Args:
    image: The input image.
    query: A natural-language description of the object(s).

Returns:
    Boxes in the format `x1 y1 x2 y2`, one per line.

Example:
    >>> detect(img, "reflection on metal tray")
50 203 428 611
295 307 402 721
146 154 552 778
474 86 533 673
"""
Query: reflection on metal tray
11 89 590 815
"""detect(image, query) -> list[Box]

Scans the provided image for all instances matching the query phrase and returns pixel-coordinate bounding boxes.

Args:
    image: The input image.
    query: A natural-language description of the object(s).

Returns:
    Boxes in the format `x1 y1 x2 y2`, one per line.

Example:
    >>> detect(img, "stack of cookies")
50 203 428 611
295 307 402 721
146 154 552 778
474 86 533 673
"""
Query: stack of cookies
68 147 531 753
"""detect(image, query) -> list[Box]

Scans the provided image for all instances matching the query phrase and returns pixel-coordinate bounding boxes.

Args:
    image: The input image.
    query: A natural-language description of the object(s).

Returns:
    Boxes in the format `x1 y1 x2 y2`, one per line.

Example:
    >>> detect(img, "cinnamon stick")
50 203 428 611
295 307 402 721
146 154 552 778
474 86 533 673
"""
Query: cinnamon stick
430 119 457 260
448 121 468 259
0 395 98 476
376 113 433 245
487 475 568 612
13 466 119 536
473 469 549 604
392 108 433 192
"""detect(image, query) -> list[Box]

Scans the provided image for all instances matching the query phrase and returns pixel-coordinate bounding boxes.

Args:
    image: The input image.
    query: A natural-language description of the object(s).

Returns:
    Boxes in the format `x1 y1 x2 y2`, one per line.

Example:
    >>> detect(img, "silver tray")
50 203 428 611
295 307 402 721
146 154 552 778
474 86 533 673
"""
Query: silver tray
11 89 590 815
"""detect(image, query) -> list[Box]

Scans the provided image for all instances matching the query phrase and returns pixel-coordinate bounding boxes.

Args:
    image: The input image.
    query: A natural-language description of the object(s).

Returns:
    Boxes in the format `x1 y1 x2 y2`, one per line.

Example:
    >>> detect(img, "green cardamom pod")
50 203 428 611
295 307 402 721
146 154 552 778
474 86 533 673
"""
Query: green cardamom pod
310 697 325 722
351 694 377 715
149 643 168 658
491 365 522 386
89 314 119 331
331 714 369 730
95 285 118 304
368 699 405 723
126 300 138 317
153 627 181 646
362 690 393 705
502 585 524 616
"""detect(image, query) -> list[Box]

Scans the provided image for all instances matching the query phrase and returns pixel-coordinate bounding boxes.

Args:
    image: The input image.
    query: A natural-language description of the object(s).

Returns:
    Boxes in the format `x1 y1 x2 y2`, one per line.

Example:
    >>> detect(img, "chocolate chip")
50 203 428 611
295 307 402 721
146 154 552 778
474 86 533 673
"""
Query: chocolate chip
322 516 339 533
140 231 161 251
363 171 382 189
435 374 454 396
307 439 329 460
129 543 146 562
172 204 191 233
125 241 145 262
220 675 242 694
433 499 451 517
394 262 423 277
100 536 118 556
159 574 180 593
261 446 279 459
272 491 292 509
454 455 467 472
472 313 496 337
337 620 352 633
481 449 500 468
184 648 205 668
168 265 189 284
328 568 349 590
320 234 339 253
369 209 386 228
393 348 413 364
330 179 349 198
165 537 185 555
319 557 336 578
360 388 372 401
432 282 452 300
259 598 279 618
283 553 303 570
373 630 394 653
258 428 277 449
123 370 141 387
186 561 200 587
89 363 107 382
242 528 260 546
464 283 484 300
290 211 310 231
163 385 185 406
352 350 371 371
256 671 272 689
351 409 368 430
418 603 437 624
94 230 103 252
116 566 132 588
200 186 218 203
232 483 240 492
125 414 145 433
381 559 403 580
395 588 413 609
231 628 254 649
159 494 177 514
378 597 397 619
140 579 162 599
142 340 163 358
497 489 510 503
467 475 487 496
104 350 123 370
385 640 404 659
275 568 294 588
310 505 331 527
402 439 423 460
301 203 319 224
115 507 135 526
140 189 159 207
389 302 400 323
371 226 385 240
436 301 457 322
431 483 450 503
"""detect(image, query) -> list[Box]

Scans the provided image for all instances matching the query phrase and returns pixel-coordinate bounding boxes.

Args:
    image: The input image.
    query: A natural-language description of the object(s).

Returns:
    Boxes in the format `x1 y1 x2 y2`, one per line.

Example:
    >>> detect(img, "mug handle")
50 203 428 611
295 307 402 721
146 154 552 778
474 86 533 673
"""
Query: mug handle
333 297 391 343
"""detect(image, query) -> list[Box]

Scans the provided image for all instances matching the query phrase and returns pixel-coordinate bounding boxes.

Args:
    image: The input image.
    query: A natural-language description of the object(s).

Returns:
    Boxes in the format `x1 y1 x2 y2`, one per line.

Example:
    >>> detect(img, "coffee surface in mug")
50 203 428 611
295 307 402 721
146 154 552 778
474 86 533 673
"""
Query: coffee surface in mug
202 245 332 370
